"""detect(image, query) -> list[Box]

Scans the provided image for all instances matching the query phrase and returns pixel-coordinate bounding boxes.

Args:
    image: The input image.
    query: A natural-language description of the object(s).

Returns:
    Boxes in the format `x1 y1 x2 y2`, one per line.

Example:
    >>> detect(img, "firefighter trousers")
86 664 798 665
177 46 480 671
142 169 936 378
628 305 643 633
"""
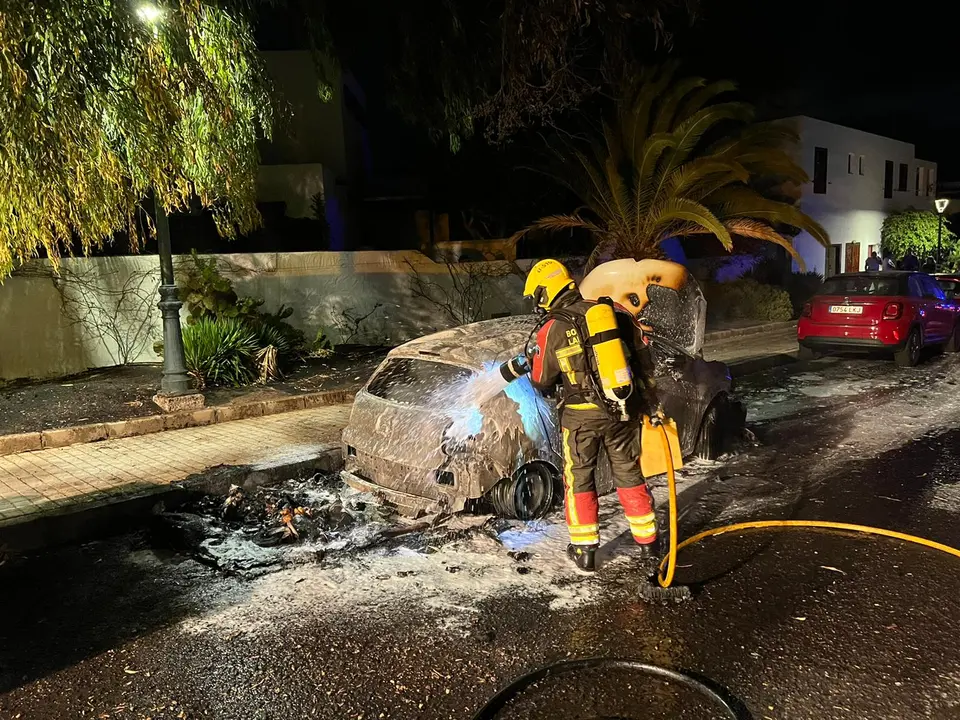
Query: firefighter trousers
560 406 657 547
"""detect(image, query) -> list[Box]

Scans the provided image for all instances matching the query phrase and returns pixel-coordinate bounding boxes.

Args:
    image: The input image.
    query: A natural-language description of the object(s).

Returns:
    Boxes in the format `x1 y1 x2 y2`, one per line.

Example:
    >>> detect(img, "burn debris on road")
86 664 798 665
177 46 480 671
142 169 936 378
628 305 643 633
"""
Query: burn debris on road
153 475 496 576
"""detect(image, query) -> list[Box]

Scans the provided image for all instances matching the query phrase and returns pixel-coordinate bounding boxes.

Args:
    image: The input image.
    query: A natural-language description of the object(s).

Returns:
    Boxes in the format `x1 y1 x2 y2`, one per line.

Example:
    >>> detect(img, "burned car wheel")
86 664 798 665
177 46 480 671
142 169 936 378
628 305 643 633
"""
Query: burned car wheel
694 394 744 461
489 462 559 520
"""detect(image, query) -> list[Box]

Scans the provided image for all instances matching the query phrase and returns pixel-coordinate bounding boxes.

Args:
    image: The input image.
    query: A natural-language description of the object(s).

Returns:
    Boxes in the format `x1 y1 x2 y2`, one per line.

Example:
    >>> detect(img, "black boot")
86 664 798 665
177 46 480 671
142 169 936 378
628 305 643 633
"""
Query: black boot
567 544 598 572
636 537 660 560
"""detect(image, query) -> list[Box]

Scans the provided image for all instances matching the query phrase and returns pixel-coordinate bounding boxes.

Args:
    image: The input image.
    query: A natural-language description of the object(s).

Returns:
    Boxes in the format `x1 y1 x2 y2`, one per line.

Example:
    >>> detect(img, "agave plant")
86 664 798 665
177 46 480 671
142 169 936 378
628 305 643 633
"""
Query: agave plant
517 64 830 268
182 318 259 389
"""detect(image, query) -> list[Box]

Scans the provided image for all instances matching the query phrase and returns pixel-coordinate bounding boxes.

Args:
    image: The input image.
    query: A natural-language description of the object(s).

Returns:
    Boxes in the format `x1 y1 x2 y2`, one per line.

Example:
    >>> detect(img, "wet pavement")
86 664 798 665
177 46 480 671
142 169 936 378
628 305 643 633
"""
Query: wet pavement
3 353 960 719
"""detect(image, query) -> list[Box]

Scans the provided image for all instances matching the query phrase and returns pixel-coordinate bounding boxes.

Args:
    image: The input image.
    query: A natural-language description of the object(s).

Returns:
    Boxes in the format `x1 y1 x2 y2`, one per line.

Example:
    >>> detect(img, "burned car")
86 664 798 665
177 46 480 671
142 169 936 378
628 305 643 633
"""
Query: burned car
341 260 745 519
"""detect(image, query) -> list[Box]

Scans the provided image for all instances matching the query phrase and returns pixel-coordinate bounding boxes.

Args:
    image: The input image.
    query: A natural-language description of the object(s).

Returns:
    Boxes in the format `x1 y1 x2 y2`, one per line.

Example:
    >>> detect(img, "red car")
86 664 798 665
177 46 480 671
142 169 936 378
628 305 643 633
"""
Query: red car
798 271 960 367
935 273 960 300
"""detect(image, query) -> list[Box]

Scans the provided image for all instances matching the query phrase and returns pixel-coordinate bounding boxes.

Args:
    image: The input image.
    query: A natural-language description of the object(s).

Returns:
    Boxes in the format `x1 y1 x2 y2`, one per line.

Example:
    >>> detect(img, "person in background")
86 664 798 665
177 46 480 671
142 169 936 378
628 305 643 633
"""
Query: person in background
902 248 920 271
864 252 882 272
923 257 937 273
882 250 897 271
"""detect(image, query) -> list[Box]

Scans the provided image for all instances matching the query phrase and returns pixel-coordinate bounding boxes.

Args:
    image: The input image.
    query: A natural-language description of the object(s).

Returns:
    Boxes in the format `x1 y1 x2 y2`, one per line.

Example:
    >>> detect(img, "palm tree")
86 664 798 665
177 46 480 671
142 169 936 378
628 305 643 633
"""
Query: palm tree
516 65 830 268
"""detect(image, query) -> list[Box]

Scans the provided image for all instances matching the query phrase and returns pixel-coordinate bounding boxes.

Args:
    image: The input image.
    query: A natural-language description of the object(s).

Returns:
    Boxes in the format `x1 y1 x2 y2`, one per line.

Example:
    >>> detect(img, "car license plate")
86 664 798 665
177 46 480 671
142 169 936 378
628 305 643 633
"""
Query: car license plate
829 305 863 314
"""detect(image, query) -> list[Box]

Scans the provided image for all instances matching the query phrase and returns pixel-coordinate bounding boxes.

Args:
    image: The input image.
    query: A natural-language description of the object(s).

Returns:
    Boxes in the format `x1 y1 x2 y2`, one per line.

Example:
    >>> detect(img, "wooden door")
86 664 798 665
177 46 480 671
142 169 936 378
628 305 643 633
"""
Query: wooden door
845 242 861 273
825 245 841 277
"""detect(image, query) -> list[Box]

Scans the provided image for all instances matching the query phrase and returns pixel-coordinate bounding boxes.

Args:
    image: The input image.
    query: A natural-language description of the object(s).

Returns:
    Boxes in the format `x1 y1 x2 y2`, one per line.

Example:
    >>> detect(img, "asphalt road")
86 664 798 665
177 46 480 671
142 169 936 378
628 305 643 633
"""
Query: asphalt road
3 352 960 719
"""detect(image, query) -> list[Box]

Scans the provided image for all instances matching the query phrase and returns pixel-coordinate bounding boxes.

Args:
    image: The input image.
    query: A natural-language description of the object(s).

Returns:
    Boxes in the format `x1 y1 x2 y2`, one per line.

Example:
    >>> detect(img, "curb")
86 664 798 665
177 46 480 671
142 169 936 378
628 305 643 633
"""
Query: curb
0 387 358 458
704 320 797 343
0 446 345 554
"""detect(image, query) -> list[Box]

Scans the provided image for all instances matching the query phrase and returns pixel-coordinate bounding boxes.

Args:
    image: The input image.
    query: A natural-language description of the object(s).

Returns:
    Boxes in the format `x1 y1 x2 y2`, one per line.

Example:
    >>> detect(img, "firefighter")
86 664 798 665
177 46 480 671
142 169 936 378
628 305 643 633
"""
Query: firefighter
509 259 660 572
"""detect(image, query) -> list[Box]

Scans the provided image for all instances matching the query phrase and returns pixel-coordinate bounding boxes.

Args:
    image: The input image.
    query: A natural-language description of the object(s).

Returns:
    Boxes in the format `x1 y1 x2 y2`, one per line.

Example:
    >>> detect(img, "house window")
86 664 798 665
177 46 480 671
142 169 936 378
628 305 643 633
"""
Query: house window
883 161 894 199
916 166 921 195
813 147 828 194
847 153 854 174
920 167 929 196
859 156 865 175
898 163 908 191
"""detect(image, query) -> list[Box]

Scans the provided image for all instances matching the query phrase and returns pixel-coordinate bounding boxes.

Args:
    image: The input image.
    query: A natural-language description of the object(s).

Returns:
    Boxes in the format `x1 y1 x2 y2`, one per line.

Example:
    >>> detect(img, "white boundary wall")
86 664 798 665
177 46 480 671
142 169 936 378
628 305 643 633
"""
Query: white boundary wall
0 251 526 382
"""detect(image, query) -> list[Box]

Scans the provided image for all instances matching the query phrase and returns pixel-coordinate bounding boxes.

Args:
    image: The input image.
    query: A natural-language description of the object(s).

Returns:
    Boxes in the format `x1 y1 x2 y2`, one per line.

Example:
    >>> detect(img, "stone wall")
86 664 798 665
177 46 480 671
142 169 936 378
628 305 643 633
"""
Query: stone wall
0 251 527 382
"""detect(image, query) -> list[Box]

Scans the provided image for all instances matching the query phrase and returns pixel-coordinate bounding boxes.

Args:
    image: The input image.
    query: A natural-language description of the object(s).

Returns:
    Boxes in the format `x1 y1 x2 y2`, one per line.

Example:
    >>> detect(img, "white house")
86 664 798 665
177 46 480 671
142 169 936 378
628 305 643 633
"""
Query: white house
787 116 938 276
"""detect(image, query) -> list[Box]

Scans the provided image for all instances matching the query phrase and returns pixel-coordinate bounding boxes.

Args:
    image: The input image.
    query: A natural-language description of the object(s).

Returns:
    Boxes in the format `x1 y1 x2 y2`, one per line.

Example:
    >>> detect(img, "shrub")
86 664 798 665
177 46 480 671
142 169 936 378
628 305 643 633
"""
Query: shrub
183 318 259 389
178 251 262 325
250 304 307 357
177 253 308 382
704 279 794 323
783 271 824 316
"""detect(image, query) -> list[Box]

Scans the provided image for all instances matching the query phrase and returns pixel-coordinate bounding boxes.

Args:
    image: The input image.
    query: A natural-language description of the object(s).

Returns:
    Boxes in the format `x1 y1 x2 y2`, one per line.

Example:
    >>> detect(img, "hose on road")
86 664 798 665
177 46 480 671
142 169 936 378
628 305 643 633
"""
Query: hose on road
653 424 960 592
470 657 746 720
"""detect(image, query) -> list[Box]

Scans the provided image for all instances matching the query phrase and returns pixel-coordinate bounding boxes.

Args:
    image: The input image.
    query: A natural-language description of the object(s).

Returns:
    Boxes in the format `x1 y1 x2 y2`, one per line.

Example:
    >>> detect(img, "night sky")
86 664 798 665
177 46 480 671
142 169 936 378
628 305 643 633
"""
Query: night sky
664 0 958 176
254 0 960 240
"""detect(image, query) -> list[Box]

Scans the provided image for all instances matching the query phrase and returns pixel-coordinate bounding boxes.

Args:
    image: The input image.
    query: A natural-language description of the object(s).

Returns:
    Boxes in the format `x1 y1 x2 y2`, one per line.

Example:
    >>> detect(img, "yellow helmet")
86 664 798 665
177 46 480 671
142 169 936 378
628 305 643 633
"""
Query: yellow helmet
524 259 575 310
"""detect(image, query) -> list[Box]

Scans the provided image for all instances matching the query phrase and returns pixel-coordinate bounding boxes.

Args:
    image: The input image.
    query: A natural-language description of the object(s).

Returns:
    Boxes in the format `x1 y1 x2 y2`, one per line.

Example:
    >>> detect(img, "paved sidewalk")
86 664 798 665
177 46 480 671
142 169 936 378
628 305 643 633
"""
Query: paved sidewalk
704 324 798 366
0 405 352 528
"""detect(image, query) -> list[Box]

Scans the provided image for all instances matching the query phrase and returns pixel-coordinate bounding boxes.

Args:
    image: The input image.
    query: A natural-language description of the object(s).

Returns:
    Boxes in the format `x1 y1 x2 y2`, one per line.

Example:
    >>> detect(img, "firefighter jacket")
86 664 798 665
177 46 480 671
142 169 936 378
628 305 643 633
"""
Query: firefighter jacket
528 291 658 415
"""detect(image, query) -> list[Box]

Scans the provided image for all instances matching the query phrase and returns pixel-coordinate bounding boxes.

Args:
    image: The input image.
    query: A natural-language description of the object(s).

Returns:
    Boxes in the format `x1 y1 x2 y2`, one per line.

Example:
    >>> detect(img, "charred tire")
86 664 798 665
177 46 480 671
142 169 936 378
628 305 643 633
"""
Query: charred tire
694 395 743 461
946 323 960 353
895 327 922 367
490 462 559 520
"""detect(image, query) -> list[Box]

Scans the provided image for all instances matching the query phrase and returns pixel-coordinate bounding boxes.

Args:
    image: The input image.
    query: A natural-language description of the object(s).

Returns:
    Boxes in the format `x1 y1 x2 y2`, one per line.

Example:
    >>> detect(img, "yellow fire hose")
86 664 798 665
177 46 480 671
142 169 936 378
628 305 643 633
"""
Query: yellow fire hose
652 424 960 594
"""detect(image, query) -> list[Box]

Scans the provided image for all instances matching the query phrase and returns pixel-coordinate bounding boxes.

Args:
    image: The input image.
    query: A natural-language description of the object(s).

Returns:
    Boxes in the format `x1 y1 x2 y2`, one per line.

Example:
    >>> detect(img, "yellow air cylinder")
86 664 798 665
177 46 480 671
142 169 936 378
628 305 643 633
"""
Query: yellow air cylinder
585 300 633 417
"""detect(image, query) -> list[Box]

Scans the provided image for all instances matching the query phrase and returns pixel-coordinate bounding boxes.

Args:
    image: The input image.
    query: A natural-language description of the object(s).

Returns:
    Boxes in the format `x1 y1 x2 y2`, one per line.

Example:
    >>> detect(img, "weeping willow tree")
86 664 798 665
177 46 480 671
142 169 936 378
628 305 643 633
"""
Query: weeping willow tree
517 65 830 268
0 0 274 278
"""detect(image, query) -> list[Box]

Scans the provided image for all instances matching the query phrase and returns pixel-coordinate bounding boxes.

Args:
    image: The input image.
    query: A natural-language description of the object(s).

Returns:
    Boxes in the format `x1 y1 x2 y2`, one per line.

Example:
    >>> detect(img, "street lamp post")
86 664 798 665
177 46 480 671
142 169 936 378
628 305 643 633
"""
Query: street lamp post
936 198 950 268
155 199 191 395
138 3 198 405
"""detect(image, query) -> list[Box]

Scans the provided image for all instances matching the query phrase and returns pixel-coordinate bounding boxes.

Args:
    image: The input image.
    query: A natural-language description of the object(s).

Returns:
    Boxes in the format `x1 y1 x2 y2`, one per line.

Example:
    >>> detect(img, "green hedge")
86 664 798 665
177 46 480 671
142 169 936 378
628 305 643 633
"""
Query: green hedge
704 279 794 323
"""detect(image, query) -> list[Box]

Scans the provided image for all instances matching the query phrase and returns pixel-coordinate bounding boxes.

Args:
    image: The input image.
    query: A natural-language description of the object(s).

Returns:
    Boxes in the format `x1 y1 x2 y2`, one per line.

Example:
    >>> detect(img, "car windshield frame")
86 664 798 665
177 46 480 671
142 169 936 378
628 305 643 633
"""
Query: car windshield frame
816 275 905 297
936 277 960 295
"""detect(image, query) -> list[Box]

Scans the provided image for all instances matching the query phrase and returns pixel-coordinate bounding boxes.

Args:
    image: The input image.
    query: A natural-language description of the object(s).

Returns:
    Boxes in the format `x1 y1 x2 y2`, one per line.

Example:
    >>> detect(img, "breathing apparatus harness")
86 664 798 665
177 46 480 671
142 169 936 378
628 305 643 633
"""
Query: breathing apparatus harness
507 298 638 422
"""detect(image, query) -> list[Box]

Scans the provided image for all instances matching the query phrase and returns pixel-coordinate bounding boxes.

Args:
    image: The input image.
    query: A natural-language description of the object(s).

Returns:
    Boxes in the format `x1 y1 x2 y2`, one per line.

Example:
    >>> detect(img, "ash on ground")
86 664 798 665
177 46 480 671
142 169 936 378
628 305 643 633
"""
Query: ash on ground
153 475 493 577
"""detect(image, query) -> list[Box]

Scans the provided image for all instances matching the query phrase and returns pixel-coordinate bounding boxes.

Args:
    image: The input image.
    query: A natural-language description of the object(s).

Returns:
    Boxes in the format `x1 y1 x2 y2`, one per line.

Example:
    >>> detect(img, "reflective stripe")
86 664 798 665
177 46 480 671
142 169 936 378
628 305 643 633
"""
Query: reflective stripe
555 345 583 358
562 429 579 526
627 512 657 540
570 534 600 546
567 523 599 535
565 402 599 410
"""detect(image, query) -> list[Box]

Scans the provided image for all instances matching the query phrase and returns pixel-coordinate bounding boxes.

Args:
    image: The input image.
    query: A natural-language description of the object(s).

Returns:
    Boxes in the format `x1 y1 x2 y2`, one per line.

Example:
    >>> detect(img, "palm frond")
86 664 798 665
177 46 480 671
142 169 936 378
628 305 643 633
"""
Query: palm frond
651 197 733 252
666 158 749 196
621 63 678 160
709 186 830 249
677 79 739 123
634 132 676 214
724 218 804 268
651 76 705 134
733 149 809 184
516 213 604 236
